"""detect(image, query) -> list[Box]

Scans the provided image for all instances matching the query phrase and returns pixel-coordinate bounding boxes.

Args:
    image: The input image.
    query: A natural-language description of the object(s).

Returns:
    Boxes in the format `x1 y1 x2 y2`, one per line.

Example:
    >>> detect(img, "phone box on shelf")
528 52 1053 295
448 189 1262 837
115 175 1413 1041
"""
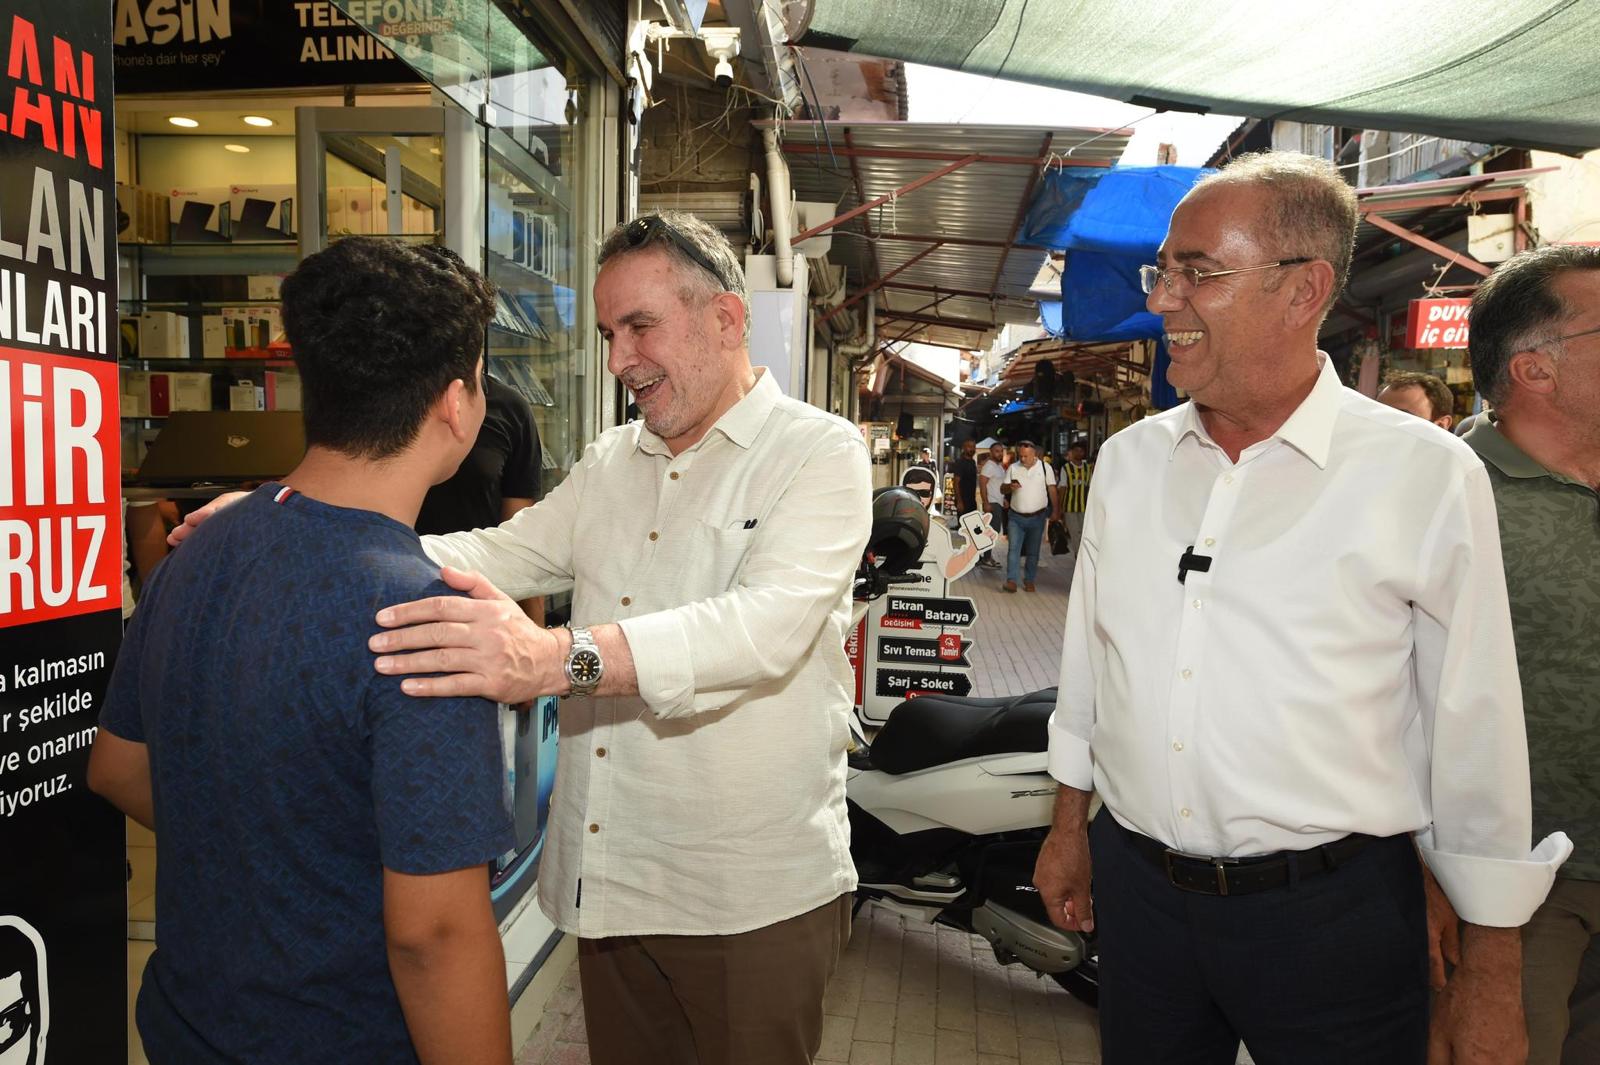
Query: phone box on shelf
264 371 302 411
221 306 284 355
116 184 171 244
167 372 213 412
229 185 297 241
138 312 189 358
229 381 264 411
245 274 284 301
200 315 227 359
119 369 151 417
169 186 234 242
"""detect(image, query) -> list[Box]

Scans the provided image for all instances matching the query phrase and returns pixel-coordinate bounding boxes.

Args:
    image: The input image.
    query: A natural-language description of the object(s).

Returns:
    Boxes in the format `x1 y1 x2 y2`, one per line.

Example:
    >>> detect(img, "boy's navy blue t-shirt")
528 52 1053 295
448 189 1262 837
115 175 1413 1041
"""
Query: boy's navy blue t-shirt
100 484 514 1065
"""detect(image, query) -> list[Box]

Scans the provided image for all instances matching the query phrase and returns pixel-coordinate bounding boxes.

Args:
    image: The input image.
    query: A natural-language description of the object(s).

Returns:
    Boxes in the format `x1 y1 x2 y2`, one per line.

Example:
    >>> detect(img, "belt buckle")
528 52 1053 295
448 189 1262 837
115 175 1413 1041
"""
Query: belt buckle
1163 849 1237 896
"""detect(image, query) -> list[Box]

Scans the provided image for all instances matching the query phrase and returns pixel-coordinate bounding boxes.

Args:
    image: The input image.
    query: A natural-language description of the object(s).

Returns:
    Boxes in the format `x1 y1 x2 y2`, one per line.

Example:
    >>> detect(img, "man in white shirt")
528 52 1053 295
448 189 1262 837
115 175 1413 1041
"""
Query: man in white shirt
977 441 1008 567
1032 152 1569 1065
1000 440 1058 592
352 213 869 1064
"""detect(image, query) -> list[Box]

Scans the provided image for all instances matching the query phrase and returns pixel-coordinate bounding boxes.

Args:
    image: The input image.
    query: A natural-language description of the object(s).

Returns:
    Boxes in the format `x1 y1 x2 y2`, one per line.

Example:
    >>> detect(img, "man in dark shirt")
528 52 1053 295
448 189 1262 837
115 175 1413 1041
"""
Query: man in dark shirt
416 373 542 534
951 438 980 515
88 237 516 1065
417 373 545 621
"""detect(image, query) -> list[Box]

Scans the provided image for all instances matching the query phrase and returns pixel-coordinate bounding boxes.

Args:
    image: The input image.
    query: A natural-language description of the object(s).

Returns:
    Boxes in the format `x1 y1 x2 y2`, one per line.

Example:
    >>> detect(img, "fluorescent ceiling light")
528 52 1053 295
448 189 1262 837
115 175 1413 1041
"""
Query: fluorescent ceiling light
223 143 251 153
241 115 274 127
167 116 199 128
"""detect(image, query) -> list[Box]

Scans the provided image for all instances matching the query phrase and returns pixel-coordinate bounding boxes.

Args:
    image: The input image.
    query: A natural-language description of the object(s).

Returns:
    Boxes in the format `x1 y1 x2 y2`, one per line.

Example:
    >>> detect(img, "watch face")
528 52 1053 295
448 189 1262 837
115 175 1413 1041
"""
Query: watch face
569 649 602 684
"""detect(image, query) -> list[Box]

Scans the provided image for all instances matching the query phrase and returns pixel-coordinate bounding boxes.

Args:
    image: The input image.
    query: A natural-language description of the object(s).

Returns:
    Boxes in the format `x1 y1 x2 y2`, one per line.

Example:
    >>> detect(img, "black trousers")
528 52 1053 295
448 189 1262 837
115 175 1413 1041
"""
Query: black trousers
1091 809 1429 1065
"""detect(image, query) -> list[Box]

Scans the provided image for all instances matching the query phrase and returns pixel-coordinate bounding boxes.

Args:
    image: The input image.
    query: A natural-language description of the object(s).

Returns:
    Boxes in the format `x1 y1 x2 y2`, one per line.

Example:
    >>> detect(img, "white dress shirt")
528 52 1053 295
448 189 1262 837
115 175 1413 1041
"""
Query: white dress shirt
424 369 872 938
1048 355 1570 927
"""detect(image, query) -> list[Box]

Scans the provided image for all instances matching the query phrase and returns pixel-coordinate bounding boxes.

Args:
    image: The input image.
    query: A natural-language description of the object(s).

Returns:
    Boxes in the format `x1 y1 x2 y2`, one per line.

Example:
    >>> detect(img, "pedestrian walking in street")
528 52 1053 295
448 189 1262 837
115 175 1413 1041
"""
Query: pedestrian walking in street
978 441 1007 567
1000 440 1058 592
1056 439 1093 564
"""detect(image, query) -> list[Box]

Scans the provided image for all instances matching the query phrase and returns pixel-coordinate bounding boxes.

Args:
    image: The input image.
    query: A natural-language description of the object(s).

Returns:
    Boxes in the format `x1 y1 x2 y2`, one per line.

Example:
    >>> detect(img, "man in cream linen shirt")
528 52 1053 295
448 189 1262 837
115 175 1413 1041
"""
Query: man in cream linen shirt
368 213 871 1065
1032 153 1570 1065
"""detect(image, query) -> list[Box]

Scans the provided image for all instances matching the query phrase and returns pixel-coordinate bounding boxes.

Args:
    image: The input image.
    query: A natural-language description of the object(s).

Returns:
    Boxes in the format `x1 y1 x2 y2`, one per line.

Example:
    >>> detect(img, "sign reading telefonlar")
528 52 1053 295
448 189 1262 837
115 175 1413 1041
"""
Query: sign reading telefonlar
1404 298 1471 349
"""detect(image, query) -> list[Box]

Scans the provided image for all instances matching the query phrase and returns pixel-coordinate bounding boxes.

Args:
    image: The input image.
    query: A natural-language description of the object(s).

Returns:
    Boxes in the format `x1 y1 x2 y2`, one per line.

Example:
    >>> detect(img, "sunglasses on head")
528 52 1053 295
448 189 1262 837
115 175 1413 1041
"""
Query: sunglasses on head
625 216 730 291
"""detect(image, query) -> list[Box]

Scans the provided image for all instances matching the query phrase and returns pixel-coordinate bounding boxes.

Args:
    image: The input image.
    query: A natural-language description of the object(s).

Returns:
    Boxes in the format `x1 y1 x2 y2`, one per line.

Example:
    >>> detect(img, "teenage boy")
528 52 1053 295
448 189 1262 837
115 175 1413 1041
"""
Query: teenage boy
88 237 515 1065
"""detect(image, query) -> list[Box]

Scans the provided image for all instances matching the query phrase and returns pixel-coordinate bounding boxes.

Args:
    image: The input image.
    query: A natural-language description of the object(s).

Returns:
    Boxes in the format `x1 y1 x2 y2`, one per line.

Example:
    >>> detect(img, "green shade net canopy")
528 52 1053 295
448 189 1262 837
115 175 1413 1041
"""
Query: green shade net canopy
792 0 1600 153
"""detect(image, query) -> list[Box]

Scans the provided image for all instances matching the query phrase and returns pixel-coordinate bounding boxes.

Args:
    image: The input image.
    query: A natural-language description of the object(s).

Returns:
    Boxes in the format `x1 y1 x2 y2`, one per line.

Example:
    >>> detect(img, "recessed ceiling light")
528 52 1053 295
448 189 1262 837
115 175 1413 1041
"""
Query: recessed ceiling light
223 143 251 153
241 115 274 128
168 116 199 128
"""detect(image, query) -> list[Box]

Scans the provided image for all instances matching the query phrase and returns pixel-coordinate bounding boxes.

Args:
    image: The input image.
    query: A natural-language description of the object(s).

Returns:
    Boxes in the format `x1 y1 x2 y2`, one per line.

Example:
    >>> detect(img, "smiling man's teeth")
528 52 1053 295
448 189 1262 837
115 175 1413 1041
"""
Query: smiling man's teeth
1165 330 1205 346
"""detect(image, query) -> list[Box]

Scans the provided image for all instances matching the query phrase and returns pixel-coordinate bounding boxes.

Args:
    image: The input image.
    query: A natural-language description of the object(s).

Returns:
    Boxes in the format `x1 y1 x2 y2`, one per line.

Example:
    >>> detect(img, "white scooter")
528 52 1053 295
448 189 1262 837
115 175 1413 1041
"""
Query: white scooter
845 488 1099 1005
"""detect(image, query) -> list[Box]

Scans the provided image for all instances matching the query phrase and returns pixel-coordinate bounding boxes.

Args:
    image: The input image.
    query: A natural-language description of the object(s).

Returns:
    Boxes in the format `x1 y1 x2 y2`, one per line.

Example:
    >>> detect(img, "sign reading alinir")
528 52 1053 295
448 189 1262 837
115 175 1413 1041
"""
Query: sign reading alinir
0 4 127 1063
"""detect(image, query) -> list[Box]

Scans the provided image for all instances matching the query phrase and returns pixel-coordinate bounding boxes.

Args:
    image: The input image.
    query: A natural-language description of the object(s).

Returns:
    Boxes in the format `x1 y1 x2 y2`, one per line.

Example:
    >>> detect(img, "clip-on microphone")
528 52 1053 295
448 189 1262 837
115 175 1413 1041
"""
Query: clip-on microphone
1177 546 1213 584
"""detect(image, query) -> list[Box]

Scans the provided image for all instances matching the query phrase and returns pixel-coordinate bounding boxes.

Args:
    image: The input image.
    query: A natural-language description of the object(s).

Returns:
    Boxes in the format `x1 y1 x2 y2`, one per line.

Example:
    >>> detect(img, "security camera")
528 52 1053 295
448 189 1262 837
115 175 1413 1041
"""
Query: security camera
701 27 740 92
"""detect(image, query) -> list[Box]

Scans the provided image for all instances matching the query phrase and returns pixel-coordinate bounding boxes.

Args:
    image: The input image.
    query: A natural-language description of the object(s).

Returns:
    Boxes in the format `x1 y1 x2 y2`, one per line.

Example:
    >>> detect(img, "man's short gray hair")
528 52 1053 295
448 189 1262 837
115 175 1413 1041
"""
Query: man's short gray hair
598 210 751 342
1193 151 1359 319
1469 243 1600 405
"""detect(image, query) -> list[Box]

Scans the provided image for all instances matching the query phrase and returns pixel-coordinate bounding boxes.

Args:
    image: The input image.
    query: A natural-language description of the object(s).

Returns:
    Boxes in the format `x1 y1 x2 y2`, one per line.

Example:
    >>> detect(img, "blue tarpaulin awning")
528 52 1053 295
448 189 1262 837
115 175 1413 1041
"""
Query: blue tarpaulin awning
1023 165 1213 407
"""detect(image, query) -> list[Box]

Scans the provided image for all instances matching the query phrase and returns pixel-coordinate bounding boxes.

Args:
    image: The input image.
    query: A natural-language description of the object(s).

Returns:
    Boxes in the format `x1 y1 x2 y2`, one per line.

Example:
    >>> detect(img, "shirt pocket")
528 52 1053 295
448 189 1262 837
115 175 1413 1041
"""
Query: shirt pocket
658 517 758 602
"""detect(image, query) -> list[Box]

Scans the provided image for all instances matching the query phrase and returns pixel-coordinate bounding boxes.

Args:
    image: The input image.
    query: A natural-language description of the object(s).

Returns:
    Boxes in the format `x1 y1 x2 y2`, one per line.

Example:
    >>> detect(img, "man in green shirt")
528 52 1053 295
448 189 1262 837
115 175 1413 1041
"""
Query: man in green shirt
1466 243 1600 1065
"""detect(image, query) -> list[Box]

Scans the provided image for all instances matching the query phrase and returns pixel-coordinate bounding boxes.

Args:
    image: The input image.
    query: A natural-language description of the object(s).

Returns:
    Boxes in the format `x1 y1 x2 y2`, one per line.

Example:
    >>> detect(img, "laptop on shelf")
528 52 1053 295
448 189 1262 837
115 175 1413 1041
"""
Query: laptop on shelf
133 411 306 486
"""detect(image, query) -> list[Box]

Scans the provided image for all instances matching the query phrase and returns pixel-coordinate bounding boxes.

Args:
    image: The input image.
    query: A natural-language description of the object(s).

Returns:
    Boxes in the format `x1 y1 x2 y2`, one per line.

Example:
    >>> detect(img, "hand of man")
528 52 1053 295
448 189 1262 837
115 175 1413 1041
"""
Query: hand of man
1422 861 1461 990
1033 823 1094 934
1428 962 1527 1065
166 490 249 547
370 566 564 703
1429 923 1526 1065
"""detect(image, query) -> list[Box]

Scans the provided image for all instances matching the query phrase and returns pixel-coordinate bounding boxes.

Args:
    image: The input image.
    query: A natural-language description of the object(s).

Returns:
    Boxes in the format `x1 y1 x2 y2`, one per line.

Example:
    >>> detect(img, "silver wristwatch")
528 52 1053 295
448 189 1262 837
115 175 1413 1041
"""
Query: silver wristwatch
563 627 604 697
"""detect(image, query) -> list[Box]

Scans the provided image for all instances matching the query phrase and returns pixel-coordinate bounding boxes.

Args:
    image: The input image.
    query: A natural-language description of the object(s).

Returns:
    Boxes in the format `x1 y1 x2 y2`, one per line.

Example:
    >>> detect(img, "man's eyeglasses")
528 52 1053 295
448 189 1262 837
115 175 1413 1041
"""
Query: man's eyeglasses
1139 258 1313 298
625 215 730 292
910 488 934 500
1548 323 1600 347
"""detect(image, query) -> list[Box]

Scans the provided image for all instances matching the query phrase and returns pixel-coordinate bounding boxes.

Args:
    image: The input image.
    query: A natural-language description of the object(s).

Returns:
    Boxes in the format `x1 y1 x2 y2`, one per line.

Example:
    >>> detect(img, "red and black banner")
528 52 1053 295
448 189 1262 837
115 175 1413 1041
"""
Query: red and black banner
1 3 127 1062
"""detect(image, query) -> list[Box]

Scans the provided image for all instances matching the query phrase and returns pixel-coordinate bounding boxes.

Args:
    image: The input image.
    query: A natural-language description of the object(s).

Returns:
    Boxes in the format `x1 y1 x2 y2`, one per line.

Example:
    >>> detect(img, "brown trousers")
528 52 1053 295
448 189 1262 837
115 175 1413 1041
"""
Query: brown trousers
1524 877 1600 1065
577 895 853 1065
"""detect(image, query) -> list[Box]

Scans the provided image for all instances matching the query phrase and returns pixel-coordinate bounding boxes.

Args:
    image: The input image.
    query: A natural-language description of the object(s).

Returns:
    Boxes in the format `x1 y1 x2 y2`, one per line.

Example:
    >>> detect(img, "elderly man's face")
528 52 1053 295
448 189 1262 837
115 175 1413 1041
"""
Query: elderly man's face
1547 270 1600 436
1017 445 1038 467
597 247 738 452
1148 184 1299 407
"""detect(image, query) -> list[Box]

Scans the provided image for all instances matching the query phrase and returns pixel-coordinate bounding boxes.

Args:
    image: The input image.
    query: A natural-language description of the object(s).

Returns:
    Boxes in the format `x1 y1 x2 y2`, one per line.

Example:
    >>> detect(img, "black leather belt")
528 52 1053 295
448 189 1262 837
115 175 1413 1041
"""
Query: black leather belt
1121 823 1375 896
1011 507 1048 517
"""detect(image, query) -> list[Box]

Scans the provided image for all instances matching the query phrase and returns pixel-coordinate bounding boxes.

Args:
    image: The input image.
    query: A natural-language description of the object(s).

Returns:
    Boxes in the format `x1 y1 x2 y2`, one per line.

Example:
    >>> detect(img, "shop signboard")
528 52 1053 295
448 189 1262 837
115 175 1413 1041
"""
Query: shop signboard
113 0 422 93
1404 297 1472 349
857 513 991 725
1 3 128 1063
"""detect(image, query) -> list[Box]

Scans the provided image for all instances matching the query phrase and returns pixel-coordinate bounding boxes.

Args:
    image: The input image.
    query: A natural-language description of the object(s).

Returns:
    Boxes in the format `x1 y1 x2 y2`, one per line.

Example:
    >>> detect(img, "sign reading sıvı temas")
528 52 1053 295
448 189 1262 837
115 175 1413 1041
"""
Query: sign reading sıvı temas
0 3 127 1063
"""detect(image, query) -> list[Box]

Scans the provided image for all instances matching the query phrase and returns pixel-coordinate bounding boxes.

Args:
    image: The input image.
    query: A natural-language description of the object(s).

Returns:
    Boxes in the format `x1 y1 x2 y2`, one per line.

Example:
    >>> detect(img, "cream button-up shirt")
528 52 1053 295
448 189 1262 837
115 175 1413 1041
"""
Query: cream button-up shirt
1048 354 1570 927
424 370 872 938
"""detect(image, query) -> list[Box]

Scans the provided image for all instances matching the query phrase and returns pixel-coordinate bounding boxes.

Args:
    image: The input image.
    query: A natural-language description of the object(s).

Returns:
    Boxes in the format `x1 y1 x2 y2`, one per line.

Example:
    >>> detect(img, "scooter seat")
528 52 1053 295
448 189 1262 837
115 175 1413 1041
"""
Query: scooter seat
870 688 1057 775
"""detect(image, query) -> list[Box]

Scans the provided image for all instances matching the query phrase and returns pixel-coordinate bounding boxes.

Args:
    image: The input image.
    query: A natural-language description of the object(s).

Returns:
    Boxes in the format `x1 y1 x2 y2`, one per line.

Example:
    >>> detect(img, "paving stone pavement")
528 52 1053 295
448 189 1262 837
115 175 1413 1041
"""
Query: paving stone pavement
955 529 1077 699
514 901 1101 1065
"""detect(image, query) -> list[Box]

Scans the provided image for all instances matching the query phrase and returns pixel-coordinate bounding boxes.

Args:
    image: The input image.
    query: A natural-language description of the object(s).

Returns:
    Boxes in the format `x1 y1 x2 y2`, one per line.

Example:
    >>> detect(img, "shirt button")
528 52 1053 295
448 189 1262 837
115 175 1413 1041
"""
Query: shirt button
1181 668 1193 680
669 471 680 480
1180 807 1192 819
596 747 607 758
1173 740 1184 752
620 596 632 606
588 823 600 833
1223 474 1234 484
648 531 659 541
1192 599 1202 610
1204 537 1215 547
